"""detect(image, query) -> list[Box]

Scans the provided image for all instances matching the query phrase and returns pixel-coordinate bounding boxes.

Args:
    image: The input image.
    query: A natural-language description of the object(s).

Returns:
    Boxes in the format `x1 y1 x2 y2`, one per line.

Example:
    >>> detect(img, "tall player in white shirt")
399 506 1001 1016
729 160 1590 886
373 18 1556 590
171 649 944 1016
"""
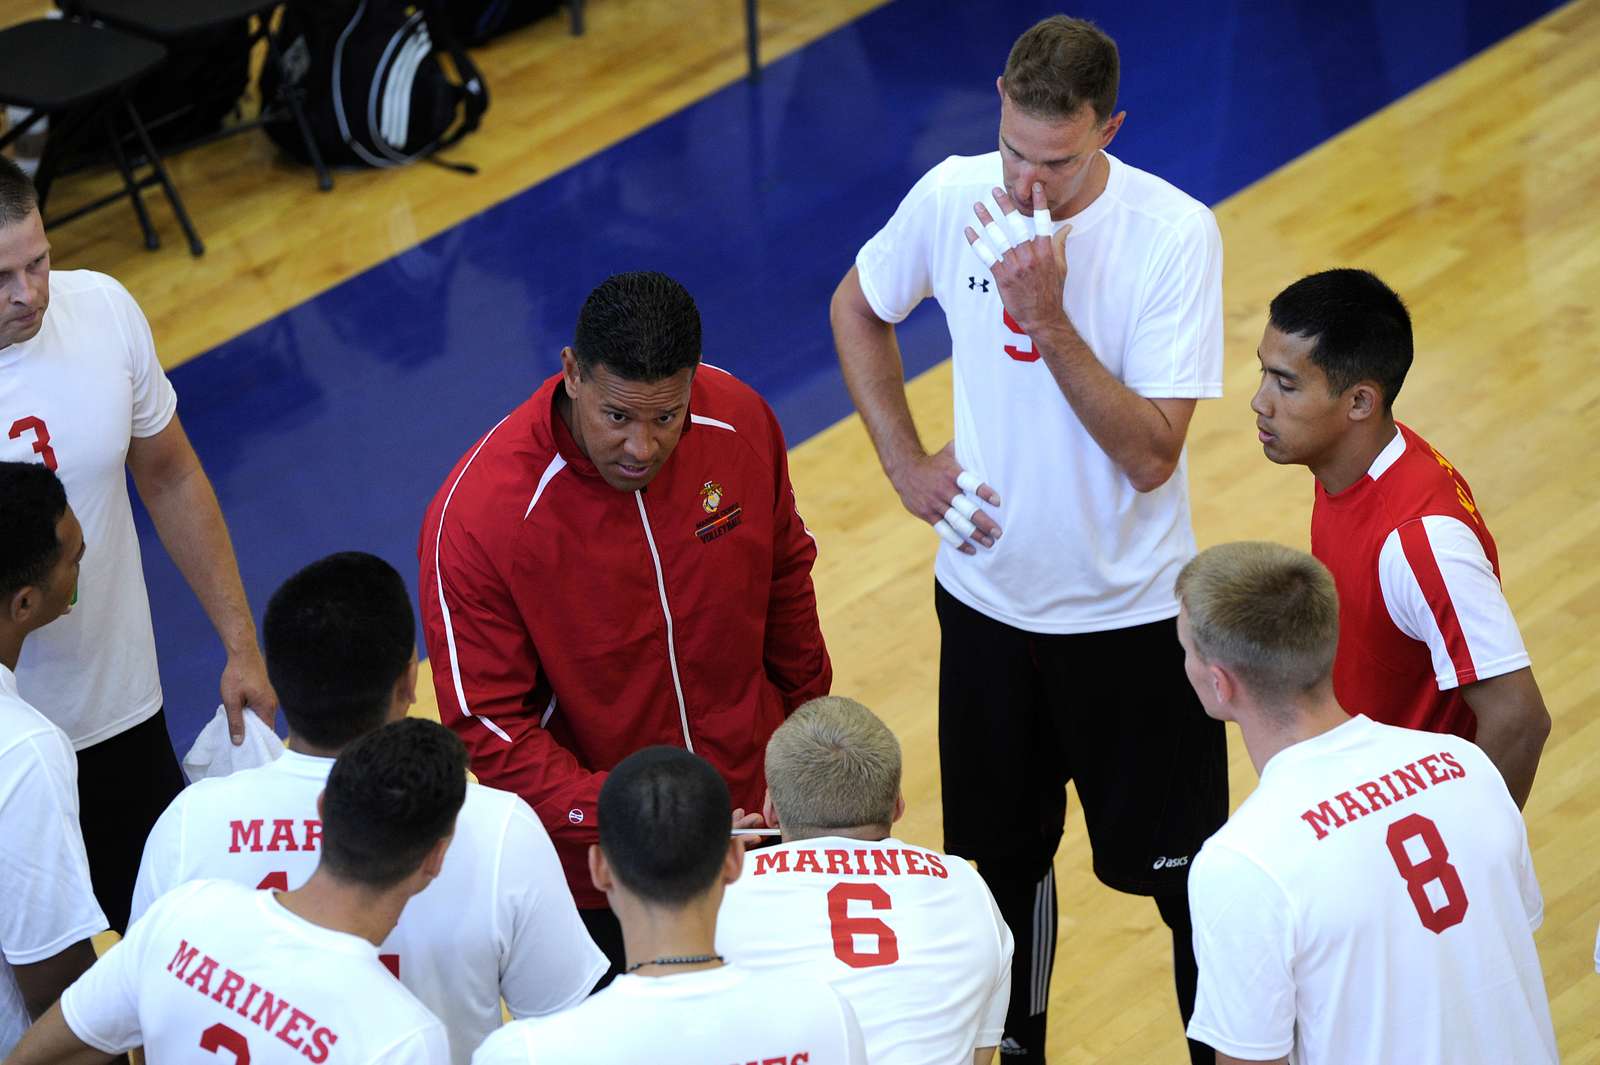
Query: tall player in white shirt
7 718 469 1065
475 747 867 1065
1175 542 1556 1064
718 697 1012 1065
130 552 605 1065
830 16 1224 1062
0 156 276 936
0 463 106 1055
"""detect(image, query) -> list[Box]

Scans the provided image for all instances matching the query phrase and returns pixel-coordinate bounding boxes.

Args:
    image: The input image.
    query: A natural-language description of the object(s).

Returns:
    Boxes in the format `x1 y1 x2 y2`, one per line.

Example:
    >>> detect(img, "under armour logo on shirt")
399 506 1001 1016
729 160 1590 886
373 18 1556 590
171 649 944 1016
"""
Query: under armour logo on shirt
968 276 990 293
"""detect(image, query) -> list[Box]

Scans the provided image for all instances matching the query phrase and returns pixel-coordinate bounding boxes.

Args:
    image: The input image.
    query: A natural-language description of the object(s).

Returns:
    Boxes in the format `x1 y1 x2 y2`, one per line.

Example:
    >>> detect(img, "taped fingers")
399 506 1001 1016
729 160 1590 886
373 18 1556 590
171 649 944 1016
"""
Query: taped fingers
942 506 977 540
949 494 980 520
956 470 984 494
933 519 967 548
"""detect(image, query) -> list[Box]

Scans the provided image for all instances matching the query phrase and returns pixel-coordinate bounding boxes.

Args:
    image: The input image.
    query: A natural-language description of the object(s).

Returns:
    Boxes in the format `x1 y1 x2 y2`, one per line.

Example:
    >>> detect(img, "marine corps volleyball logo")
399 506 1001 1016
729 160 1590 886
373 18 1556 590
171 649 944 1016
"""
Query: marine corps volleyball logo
700 480 724 513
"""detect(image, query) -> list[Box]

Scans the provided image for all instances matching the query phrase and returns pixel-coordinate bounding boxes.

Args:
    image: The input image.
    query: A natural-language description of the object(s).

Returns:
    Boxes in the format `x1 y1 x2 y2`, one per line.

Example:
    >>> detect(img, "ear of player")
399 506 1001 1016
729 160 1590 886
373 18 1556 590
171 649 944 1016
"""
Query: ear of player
933 470 995 550
964 183 1054 268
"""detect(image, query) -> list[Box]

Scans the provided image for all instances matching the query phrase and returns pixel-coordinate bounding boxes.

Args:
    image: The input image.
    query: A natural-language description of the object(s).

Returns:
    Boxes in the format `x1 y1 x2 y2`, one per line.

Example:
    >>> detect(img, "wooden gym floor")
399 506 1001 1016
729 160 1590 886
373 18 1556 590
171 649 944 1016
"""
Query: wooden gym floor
3 0 1596 1059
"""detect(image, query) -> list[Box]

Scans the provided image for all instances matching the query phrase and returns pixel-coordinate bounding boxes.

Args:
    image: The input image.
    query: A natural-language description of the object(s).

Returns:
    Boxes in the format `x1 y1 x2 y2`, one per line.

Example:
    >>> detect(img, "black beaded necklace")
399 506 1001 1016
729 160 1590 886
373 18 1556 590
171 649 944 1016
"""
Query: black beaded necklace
623 953 724 974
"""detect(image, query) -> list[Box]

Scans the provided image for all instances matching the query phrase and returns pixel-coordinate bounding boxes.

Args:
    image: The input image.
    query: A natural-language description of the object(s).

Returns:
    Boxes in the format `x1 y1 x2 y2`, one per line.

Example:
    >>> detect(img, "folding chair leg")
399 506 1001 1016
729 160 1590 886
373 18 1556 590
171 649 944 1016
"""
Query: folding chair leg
103 108 160 250
746 0 759 81
567 0 584 35
121 94 204 257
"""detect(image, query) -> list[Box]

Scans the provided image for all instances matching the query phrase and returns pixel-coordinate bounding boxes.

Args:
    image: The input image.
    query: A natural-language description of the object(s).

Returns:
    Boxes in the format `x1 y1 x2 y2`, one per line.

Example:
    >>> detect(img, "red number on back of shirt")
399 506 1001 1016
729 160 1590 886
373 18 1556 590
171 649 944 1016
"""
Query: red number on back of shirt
199 1022 251 1064
8 416 58 470
1385 813 1469 933
827 882 899 968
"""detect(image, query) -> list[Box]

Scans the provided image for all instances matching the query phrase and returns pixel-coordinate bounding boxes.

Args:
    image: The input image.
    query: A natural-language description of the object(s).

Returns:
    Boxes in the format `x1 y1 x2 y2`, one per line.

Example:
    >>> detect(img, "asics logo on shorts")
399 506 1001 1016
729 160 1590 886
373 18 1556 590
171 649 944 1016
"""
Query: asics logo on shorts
1152 855 1189 870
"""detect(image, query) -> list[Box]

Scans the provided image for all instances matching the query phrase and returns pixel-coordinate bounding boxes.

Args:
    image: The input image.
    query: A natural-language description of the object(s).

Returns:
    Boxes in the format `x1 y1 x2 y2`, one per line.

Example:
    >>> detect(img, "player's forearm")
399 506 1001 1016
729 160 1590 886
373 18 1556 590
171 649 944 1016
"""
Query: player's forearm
1030 316 1183 492
15 939 97 1021
137 464 258 657
831 273 926 477
4 1001 112 1065
1462 669 1551 808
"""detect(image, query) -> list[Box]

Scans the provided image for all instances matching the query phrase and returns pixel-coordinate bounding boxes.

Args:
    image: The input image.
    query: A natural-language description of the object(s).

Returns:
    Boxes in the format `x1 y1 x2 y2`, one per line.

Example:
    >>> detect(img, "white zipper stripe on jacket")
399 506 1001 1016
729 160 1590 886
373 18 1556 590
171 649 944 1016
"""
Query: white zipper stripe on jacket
633 490 692 751
432 413 514 744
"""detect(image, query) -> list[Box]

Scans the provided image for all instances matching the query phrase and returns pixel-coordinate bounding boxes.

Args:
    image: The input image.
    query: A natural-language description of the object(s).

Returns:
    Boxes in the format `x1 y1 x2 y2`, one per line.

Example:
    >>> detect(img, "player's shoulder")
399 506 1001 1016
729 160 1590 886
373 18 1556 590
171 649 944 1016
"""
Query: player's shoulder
457 780 531 838
145 877 241 921
47 268 133 302
0 689 68 762
1102 154 1214 232
923 151 1002 189
473 1016 539 1065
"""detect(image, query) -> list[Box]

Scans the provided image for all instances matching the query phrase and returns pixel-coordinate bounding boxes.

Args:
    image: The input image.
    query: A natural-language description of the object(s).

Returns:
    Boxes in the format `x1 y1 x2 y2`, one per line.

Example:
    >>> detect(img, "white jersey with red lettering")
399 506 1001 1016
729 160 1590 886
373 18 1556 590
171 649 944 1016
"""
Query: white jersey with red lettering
0 269 174 748
1186 715 1556 1064
60 879 446 1065
716 836 1012 1064
0 665 107 1056
130 750 605 1065
472 964 867 1065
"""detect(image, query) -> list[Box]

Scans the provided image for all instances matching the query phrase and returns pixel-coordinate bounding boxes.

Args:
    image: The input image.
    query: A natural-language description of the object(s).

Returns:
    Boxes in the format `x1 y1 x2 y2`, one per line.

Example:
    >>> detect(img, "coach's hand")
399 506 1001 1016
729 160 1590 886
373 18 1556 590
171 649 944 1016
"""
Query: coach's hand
887 442 1002 554
222 647 279 745
732 808 766 851
964 182 1072 336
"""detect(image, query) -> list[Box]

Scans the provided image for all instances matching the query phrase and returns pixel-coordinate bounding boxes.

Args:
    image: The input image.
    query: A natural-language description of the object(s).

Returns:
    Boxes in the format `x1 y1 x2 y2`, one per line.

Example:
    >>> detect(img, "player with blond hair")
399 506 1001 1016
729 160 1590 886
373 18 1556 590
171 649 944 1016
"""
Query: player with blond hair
718 697 1012 1065
1176 541 1556 1064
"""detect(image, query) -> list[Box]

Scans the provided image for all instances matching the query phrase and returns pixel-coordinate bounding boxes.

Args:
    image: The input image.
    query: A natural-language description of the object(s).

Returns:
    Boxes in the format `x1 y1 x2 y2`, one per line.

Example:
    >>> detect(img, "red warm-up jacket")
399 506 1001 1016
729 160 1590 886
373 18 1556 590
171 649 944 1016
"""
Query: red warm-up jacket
418 367 831 907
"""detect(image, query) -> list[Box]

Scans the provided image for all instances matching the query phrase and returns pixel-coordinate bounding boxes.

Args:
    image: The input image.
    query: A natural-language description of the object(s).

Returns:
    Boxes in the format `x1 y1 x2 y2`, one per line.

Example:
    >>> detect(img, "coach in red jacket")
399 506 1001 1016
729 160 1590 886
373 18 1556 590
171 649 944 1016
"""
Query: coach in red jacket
418 272 831 958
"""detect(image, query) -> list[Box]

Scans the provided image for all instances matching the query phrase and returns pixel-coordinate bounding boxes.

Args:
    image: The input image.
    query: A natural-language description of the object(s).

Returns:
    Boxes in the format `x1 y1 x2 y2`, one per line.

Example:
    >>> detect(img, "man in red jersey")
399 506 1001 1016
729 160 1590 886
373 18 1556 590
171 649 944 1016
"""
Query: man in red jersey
1251 268 1549 806
418 271 832 974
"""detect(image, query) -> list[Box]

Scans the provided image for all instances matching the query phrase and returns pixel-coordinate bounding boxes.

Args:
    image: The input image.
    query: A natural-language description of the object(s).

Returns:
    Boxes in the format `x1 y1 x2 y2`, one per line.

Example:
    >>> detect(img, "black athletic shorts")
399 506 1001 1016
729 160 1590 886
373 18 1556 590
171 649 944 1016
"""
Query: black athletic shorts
76 709 187 934
935 581 1227 896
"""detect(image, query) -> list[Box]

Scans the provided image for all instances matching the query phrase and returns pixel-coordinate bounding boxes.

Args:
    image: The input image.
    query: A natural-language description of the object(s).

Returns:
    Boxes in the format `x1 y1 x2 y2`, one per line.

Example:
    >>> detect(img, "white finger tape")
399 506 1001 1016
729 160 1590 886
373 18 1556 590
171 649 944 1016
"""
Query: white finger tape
968 239 998 268
956 470 983 494
982 220 1014 257
1001 208 1031 247
942 507 977 539
932 519 966 547
1033 207 1053 239
949 493 980 520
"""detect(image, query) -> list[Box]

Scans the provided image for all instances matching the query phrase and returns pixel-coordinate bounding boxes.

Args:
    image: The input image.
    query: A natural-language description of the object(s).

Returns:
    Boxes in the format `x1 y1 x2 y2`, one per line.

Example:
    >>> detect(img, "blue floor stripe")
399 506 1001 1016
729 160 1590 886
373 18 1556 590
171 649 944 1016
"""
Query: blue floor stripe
137 0 1562 745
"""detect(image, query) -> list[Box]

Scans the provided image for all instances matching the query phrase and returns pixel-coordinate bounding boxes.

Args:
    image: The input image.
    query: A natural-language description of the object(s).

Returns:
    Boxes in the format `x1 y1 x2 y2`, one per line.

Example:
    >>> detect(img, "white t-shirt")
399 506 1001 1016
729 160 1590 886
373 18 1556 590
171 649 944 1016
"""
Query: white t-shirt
61 879 446 1064
717 836 1012 1065
472 964 867 1065
856 151 1223 633
0 665 107 1055
0 269 173 748
1186 715 1556 1064
130 750 606 1065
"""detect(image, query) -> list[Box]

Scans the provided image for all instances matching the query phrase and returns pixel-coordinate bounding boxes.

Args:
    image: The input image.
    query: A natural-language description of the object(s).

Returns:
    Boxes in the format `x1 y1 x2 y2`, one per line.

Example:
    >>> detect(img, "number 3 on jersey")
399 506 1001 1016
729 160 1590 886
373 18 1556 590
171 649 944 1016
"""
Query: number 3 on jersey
1000 309 1040 363
8 416 58 470
828 883 899 968
1385 813 1469 933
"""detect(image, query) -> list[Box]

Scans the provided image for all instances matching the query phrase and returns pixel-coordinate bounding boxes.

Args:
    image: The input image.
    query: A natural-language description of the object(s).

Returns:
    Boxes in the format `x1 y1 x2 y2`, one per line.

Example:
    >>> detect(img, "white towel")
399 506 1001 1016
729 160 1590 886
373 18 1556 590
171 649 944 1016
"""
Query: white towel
181 705 284 783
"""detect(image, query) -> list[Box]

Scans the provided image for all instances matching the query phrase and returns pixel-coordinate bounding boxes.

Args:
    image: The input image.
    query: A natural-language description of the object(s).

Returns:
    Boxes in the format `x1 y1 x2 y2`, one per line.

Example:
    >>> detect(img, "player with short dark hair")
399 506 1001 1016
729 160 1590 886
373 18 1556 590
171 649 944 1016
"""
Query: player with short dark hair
261 550 418 749
831 14 1226 1060
132 552 605 1065
420 270 831 972
1 154 277 936
718 697 1013 1065
1253 269 1549 806
473 747 866 1065
1175 541 1557 1065
9 718 468 1065
0 461 104 1056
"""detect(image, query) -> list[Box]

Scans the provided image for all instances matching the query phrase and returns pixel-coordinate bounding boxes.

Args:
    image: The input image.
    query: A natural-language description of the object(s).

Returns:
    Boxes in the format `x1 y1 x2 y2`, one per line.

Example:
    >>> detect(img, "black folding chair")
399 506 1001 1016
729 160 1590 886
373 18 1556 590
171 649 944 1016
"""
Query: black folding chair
60 0 333 191
0 18 203 255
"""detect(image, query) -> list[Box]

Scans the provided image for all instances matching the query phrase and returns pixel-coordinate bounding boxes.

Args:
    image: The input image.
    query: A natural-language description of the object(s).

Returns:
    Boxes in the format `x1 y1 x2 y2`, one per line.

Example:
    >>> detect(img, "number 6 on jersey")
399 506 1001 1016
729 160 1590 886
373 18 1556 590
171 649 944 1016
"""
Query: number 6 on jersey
827 883 899 968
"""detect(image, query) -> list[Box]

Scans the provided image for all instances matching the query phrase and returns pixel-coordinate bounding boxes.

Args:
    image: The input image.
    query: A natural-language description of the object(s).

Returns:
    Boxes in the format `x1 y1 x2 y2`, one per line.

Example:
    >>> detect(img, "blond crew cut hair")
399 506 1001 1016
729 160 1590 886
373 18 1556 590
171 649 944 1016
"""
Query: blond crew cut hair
765 696 902 837
1175 541 1340 705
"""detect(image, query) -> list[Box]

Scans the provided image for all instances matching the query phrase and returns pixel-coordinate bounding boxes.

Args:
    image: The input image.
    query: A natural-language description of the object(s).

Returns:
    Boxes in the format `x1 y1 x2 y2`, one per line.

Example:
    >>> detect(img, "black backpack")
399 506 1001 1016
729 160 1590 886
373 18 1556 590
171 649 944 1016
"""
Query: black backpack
261 0 488 169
